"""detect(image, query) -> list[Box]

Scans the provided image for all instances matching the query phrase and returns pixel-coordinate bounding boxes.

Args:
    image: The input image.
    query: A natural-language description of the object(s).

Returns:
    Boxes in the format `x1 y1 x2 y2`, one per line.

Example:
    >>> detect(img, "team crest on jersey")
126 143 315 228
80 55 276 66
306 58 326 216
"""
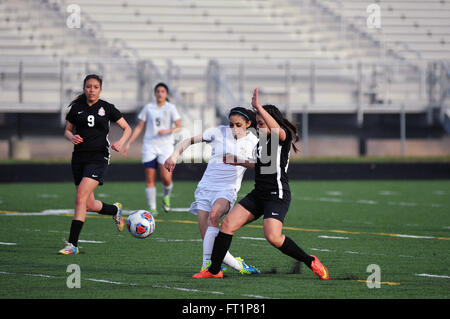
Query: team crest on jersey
98 107 105 116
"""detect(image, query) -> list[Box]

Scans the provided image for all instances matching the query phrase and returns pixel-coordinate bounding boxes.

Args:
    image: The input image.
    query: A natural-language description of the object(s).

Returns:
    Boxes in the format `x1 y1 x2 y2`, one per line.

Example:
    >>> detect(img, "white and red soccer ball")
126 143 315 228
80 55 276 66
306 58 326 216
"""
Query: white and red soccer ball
127 210 155 239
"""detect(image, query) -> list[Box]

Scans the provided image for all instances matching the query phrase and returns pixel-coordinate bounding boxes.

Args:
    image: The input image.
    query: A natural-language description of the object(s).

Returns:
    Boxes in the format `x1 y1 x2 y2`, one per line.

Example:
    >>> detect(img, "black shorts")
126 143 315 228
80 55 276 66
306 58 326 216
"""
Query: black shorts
238 189 291 223
71 160 108 186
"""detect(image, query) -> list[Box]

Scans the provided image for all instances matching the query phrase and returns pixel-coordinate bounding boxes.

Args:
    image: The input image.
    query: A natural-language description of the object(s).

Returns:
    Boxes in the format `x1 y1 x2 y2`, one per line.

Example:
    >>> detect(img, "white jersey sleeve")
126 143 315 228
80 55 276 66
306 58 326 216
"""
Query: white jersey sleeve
202 126 221 143
170 103 181 123
137 104 148 122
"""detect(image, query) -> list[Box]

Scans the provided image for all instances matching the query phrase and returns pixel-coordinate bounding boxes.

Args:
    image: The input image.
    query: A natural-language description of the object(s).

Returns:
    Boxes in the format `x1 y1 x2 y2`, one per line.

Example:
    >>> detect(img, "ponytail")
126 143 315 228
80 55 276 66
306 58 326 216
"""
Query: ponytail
262 104 300 153
68 93 86 108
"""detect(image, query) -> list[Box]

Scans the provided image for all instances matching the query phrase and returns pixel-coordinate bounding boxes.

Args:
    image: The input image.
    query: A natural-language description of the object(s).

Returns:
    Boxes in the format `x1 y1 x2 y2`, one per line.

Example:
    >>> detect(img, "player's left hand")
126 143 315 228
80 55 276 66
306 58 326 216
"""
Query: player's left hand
223 153 240 165
157 129 171 136
164 156 177 172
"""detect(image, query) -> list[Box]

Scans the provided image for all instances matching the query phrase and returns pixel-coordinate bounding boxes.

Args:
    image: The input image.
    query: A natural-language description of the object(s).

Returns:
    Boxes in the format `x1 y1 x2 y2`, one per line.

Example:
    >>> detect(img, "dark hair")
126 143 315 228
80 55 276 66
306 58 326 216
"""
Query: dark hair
69 74 103 107
229 107 257 130
154 82 170 102
262 104 300 153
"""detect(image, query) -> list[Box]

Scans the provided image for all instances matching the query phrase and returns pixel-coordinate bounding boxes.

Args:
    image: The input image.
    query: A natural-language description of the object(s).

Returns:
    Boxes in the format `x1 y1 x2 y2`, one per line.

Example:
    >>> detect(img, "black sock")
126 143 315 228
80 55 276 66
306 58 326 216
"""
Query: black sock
209 231 233 274
98 202 118 215
68 220 84 247
279 236 314 269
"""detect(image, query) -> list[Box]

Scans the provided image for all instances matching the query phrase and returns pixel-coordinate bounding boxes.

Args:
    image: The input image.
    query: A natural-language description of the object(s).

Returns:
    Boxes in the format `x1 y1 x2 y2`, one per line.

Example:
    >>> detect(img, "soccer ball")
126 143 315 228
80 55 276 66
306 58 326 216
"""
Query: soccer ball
126 210 155 239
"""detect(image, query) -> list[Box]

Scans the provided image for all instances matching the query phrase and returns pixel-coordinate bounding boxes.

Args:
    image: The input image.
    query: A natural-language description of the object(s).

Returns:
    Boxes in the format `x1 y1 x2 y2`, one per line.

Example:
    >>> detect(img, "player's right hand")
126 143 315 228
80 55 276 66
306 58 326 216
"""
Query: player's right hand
71 134 84 145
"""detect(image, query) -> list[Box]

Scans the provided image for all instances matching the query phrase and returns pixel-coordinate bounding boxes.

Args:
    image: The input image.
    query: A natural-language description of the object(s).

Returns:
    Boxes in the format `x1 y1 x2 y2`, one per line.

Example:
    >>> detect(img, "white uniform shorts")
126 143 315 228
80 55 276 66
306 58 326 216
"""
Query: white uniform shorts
189 187 237 216
142 143 174 165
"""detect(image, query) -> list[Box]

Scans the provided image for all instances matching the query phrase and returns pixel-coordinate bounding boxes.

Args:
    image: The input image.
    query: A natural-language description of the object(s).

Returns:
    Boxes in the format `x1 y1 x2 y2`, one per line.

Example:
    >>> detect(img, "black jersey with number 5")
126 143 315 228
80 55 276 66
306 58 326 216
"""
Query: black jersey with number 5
66 99 122 161
254 129 292 200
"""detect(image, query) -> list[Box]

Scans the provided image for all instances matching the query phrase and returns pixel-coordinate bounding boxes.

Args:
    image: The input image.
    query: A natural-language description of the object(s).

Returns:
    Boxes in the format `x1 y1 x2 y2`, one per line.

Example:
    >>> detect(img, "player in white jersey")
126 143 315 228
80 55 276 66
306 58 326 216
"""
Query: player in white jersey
164 107 260 274
122 83 181 214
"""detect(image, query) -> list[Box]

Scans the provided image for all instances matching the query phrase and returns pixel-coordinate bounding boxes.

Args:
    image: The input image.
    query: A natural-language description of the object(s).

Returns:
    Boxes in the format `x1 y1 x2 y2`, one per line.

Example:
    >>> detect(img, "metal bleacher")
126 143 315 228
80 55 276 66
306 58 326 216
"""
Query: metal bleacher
0 0 449 131
320 0 450 61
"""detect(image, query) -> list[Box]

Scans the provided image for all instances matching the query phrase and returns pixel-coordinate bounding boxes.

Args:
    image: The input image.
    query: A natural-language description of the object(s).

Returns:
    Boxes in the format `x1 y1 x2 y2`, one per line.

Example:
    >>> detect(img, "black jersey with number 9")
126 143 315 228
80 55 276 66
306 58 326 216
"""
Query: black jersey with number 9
66 99 122 161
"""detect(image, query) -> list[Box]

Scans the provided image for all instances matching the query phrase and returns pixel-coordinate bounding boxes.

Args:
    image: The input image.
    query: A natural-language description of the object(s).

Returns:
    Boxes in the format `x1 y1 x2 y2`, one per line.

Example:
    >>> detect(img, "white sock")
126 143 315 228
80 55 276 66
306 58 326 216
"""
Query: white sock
202 226 219 268
202 226 243 271
145 187 156 210
163 183 173 198
223 251 242 271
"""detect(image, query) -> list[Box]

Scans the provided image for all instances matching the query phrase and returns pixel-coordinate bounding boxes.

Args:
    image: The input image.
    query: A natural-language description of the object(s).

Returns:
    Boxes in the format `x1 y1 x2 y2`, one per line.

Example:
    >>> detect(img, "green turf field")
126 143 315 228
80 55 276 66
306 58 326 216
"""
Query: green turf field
0 180 449 299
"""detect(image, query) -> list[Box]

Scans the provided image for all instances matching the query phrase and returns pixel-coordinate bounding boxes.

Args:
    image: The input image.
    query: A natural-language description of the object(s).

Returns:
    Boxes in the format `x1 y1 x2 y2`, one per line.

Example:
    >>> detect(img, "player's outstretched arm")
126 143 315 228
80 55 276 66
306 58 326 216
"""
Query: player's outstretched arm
164 135 203 172
223 153 255 169
111 117 132 153
121 120 145 156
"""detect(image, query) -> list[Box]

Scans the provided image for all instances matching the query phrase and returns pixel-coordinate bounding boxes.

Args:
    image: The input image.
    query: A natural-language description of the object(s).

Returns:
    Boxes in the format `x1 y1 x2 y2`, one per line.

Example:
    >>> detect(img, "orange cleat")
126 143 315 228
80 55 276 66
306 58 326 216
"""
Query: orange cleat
192 268 224 279
310 255 329 280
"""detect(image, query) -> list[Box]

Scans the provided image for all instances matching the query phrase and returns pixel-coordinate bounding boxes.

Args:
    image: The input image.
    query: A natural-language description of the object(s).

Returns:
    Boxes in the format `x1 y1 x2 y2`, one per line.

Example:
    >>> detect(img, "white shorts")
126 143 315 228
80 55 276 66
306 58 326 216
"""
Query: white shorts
142 143 174 165
189 187 237 216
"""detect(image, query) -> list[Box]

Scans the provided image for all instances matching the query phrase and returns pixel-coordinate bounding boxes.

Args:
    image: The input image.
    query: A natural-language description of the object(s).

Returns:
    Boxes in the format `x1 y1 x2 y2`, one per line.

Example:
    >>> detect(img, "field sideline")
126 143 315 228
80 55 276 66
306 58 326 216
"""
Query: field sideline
0 180 449 300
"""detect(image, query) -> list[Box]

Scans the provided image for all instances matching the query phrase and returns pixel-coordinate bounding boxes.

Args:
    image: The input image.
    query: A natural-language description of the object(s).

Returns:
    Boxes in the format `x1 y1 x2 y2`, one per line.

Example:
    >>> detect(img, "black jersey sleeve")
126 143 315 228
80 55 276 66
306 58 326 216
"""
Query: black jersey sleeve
65 105 78 124
109 103 123 122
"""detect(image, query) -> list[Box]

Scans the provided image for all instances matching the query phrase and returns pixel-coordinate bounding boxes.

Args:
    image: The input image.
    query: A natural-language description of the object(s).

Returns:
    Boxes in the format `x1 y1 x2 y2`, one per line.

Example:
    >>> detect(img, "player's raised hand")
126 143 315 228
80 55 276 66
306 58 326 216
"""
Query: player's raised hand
251 88 262 111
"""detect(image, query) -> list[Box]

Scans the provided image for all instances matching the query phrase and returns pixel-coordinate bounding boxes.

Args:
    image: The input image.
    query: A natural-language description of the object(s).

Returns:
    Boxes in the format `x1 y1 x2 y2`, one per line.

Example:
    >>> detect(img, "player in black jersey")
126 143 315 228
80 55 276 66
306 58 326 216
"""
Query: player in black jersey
59 74 132 255
193 88 329 279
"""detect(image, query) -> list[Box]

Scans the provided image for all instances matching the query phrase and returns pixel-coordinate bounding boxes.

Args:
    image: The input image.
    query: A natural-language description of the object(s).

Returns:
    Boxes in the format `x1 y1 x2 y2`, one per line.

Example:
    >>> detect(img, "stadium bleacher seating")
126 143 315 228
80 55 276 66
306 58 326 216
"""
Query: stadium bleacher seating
320 0 450 61
0 0 448 127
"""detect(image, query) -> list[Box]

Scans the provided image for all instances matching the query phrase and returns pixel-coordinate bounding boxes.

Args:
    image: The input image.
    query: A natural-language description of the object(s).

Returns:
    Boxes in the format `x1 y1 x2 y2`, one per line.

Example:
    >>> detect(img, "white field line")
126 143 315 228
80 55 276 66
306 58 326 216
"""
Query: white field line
0 270 271 298
153 238 202 243
415 273 450 279
1 209 191 216
0 242 17 246
170 208 191 212
298 196 443 208
396 234 435 239
153 284 224 296
78 240 105 244
318 235 349 240
239 237 266 241
3 210 449 241
308 247 418 259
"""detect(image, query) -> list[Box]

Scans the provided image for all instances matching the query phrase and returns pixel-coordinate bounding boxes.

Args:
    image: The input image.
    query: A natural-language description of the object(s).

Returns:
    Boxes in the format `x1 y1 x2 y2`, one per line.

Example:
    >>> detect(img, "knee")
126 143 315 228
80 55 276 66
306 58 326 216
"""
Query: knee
145 181 156 188
208 209 222 227
75 192 88 206
220 216 234 234
264 231 284 248
75 188 92 207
